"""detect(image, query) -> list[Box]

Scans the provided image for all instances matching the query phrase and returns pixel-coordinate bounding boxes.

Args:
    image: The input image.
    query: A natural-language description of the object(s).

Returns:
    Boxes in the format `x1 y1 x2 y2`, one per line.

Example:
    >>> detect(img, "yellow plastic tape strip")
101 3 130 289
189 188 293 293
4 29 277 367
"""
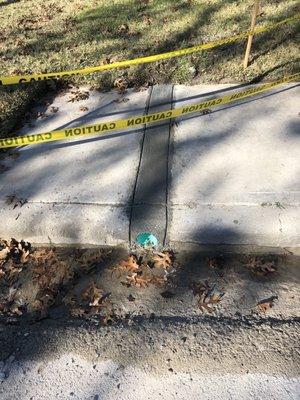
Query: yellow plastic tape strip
0 14 299 86
0 73 299 149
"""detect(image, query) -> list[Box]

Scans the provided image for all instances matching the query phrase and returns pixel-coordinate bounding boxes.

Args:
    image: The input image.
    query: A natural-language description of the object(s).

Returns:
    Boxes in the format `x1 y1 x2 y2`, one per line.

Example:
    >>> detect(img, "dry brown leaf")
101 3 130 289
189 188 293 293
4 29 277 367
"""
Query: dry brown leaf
198 292 224 313
35 288 57 308
0 248 9 261
142 14 152 25
100 56 111 65
50 106 59 113
31 248 73 289
73 248 105 272
68 89 89 102
245 257 276 275
192 280 224 313
81 282 104 306
118 255 140 272
152 252 172 269
126 273 150 288
4 260 23 281
113 97 129 104
151 275 167 287
114 77 128 93
256 296 277 313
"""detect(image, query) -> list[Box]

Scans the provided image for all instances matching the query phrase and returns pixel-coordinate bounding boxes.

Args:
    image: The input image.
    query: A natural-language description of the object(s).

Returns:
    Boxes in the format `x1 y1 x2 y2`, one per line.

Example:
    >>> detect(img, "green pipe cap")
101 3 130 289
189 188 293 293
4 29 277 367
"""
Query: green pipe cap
135 232 158 247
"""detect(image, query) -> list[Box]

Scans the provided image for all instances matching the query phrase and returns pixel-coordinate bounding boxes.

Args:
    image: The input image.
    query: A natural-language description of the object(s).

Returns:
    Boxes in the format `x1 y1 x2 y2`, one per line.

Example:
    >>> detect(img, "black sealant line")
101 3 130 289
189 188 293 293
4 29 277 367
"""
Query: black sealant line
163 84 175 247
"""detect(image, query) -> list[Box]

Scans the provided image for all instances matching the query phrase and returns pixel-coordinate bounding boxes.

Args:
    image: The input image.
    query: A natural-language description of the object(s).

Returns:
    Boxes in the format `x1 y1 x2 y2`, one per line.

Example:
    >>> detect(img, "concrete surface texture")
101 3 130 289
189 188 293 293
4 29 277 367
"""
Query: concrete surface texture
0 315 299 400
1 355 299 400
0 82 299 246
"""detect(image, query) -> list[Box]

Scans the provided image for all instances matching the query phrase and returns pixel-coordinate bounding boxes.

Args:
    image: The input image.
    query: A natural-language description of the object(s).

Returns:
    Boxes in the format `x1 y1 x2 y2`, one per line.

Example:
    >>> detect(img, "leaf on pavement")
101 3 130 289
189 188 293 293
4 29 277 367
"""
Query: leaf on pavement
68 89 89 102
244 256 276 276
82 282 111 308
191 280 224 313
125 273 150 288
152 251 172 269
198 292 224 313
50 106 59 113
151 275 167 287
0 248 9 261
256 296 278 313
118 255 140 272
113 97 129 103
72 248 107 273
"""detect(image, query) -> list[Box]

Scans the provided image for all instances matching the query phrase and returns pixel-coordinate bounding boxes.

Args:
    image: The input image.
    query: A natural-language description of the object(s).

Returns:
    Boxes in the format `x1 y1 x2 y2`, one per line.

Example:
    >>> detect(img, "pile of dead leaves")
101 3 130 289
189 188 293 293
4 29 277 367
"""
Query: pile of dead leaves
30 248 73 317
30 247 109 319
244 256 277 276
112 250 175 289
0 238 31 316
0 241 111 321
191 280 224 313
0 238 31 281
63 282 114 324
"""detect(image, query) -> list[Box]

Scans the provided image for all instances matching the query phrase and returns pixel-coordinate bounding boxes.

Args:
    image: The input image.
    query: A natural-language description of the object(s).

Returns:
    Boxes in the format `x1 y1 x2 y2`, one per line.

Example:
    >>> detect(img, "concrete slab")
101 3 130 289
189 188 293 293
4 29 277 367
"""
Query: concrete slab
168 83 300 246
0 87 150 245
0 82 299 247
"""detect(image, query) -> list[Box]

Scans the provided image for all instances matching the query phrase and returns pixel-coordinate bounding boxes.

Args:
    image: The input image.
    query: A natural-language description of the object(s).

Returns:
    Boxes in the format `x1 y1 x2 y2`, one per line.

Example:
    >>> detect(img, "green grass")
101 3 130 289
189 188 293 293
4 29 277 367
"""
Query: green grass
0 0 299 140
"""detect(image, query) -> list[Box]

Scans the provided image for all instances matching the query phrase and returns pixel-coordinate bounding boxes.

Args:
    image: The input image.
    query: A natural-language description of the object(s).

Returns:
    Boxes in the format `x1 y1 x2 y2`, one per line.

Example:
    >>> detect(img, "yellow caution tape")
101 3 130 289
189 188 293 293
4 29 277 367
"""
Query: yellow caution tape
0 73 299 149
0 14 299 86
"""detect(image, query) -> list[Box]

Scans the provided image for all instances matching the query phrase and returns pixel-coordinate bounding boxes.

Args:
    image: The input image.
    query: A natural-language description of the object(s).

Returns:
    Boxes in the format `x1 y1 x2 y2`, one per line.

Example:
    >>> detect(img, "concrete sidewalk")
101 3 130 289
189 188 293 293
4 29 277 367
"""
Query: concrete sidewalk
0 82 299 247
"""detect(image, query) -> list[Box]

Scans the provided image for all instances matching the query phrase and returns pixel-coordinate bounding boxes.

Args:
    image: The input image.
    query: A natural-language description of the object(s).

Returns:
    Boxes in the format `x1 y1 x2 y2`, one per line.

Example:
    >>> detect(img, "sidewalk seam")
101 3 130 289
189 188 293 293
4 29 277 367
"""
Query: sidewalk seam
128 86 153 244
164 85 175 246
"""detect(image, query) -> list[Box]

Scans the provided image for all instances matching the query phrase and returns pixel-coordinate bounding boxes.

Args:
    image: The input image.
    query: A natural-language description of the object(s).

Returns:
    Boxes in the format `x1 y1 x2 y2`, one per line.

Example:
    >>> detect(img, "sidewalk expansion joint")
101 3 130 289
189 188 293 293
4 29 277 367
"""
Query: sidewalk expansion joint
129 85 174 246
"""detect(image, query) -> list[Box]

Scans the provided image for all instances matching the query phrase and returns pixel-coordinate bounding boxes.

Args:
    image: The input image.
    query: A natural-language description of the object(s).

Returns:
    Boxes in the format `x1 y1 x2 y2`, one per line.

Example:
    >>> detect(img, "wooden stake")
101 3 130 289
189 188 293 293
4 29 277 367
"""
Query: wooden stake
244 0 260 69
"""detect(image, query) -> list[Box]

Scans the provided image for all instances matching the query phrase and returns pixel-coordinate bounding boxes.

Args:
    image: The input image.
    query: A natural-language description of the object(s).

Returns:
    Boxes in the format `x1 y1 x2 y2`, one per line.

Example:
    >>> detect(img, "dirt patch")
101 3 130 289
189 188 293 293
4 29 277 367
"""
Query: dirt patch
1 238 299 327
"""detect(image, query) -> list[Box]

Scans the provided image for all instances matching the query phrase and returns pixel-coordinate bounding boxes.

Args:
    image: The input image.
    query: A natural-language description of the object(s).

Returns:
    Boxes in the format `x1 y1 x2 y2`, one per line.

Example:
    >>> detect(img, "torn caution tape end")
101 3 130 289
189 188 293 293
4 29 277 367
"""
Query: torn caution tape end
0 73 299 149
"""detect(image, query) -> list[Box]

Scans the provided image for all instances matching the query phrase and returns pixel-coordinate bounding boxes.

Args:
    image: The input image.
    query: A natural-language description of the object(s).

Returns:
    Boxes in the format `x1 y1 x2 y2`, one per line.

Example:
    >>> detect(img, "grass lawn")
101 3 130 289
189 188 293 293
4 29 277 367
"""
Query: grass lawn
0 0 299 141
